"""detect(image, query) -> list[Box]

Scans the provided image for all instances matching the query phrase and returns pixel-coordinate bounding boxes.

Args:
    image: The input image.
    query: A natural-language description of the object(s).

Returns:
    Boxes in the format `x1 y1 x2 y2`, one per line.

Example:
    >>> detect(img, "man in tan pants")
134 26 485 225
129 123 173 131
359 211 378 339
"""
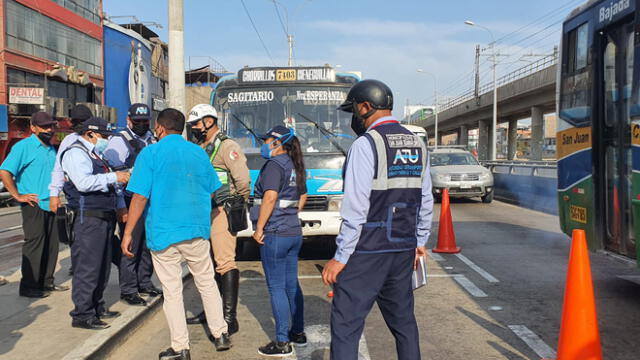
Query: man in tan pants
185 104 250 334
122 109 231 360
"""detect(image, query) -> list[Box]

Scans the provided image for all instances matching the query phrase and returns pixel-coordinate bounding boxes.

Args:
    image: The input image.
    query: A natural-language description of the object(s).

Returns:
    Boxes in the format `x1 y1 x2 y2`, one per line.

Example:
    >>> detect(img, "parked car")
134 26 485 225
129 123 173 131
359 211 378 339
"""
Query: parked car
429 147 494 203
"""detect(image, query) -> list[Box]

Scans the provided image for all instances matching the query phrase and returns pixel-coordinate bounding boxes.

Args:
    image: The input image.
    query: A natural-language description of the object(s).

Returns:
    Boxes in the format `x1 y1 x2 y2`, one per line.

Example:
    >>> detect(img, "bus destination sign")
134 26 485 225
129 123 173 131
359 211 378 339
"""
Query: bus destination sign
240 67 336 84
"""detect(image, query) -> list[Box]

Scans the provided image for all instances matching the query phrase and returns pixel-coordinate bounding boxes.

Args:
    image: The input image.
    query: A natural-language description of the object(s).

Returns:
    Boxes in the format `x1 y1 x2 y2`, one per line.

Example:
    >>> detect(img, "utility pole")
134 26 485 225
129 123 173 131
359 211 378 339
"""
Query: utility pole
491 47 498 161
287 34 294 66
474 45 480 100
168 0 185 114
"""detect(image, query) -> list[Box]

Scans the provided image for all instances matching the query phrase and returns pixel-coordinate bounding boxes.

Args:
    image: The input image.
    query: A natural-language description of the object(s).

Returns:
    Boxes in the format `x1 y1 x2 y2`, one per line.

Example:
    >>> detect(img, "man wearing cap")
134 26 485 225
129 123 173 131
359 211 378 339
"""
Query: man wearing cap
184 104 250 333
0 112 67 298
49 104 93 213
62 117 130 330
103 103 161 307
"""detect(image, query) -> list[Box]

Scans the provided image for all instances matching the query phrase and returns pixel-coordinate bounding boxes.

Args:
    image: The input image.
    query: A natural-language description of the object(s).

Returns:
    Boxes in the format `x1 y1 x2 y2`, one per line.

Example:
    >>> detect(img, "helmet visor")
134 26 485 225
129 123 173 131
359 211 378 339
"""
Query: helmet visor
337 99 354 112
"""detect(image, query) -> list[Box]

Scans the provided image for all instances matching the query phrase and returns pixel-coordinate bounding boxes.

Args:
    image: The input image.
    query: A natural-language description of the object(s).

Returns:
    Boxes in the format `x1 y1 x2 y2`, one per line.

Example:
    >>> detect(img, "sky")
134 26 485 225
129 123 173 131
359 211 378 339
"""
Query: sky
103 0 585 118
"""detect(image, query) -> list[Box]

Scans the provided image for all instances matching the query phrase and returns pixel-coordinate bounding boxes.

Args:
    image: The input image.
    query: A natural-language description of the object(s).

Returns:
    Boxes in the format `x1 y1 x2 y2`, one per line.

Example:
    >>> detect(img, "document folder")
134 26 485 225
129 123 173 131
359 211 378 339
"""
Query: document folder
412 255 427 290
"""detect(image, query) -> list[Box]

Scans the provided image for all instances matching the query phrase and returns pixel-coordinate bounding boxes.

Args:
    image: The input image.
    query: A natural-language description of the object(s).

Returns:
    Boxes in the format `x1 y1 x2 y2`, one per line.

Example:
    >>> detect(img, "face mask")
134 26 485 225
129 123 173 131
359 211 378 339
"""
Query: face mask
131 122 150 137
38 131 54 145
350 113 367 137
94 138 109 154
260 142 274 159
190 127 206 144
260 130 294 159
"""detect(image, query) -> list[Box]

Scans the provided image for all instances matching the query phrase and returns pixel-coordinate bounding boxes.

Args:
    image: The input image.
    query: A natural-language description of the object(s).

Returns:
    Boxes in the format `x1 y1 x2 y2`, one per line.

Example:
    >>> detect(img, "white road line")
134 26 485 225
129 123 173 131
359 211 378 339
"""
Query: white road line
295 324 370 360
453 275 488 297
427 250 445 262
241 274 464 281
508 325 556 359
455 253 499 283
0 225 22 234
0 240 23 250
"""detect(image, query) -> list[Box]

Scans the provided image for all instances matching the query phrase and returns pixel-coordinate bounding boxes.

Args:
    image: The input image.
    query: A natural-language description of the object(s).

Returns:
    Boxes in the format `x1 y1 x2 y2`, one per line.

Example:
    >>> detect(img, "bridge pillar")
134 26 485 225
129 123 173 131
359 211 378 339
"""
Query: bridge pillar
508 119 518 160
478 119 490 160
459 125 469 146
530 106 544 160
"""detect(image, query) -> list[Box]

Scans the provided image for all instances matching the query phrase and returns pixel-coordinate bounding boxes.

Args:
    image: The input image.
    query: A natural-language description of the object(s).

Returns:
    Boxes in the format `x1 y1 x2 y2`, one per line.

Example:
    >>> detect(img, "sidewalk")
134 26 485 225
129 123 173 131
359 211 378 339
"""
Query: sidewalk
0 246 169 360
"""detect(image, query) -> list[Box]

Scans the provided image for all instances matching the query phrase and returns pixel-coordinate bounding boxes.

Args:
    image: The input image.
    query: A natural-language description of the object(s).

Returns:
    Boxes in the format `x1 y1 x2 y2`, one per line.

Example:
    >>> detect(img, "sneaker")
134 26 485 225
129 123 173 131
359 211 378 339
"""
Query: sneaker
258 341 293 357
158 347 191 360
288 331 307 346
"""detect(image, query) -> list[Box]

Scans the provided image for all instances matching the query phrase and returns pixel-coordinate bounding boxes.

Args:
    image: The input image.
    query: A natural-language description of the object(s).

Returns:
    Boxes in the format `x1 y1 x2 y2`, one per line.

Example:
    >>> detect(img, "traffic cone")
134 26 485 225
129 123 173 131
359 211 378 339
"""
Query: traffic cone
432 188 461 254
551 229 602 360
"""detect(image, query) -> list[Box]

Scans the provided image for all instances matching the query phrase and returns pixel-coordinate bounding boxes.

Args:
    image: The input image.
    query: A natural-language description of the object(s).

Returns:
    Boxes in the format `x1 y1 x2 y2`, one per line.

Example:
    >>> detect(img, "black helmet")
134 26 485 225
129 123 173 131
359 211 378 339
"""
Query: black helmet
338 79 393 113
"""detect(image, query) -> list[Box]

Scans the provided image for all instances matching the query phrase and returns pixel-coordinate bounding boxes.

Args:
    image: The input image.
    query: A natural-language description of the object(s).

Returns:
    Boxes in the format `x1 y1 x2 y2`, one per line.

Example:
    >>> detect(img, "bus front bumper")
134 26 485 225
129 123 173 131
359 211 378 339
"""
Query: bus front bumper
236 210 342 238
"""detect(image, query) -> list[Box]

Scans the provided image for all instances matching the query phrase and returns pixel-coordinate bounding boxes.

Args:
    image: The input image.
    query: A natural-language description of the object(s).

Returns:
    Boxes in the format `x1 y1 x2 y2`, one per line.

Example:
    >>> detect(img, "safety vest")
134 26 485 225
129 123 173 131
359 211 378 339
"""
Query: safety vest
205 132 232 205
250 154 301 235
117 128 156 169
62 140 117 211
353 121 427 253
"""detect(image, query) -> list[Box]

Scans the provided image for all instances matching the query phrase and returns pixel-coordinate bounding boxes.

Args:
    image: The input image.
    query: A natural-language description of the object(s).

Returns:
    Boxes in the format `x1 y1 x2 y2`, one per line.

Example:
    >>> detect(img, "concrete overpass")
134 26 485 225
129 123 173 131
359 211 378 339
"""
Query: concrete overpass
416 57 556 160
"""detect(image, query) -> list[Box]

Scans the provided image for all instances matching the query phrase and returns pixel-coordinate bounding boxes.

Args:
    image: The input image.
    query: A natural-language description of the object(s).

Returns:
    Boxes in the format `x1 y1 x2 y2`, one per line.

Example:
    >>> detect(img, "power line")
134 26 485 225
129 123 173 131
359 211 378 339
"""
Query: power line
240 0 277 66
271 1 289 36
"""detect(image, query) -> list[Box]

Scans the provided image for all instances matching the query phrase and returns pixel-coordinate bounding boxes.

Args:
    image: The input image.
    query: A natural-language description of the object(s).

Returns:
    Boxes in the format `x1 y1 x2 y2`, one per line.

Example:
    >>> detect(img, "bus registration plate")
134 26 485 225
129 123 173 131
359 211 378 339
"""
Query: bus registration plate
569 205 587 224
276 69 297 81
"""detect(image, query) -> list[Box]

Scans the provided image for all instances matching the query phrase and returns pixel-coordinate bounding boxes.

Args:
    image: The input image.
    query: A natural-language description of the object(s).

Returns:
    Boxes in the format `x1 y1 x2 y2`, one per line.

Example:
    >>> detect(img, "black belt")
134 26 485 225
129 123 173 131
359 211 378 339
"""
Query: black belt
72 208 116 221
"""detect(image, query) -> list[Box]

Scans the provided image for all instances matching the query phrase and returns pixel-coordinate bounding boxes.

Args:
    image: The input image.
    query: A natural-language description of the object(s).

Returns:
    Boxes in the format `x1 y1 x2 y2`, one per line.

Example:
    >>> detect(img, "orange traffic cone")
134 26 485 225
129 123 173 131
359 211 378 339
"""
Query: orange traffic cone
432 188 461 254
551 229 602 360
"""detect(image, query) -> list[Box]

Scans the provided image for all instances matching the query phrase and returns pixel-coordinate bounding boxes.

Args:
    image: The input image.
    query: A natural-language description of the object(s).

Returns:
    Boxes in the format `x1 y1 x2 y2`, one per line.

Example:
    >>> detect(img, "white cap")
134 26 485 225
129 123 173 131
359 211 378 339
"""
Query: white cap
187 104 218 123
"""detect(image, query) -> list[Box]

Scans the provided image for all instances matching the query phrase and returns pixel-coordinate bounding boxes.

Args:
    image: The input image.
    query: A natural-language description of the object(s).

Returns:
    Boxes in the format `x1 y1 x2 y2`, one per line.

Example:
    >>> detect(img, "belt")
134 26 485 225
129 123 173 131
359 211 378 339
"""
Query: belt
71 208 116 221
253 199 299 208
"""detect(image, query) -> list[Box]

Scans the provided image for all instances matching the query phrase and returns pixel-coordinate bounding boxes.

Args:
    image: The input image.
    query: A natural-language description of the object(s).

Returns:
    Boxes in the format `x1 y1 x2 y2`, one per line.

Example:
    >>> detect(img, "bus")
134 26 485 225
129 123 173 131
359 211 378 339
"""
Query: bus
210 66 359 249
558 0 639 266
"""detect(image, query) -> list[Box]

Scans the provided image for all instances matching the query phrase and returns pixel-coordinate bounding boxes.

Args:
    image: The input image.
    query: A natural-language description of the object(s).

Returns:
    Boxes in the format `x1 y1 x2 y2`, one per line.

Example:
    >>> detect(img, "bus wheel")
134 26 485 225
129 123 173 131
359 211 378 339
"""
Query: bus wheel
481 191 494 204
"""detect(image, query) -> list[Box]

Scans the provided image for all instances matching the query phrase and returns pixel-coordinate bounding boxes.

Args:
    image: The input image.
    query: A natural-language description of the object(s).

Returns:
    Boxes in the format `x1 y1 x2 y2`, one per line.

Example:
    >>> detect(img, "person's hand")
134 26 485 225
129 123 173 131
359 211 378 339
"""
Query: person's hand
322 259 346 285
50 196 61 212
15 193 38 207
121 232 134 258
117 208 128 223
415 246 426 270
116 171 131 184
252 228 264 244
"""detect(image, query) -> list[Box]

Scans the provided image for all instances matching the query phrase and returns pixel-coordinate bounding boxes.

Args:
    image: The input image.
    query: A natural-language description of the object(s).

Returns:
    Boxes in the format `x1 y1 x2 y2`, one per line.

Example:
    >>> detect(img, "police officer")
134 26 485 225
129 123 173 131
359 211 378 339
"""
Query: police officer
103 103 162 307
184 104 250 334
62 117 130 329
322 80 433 360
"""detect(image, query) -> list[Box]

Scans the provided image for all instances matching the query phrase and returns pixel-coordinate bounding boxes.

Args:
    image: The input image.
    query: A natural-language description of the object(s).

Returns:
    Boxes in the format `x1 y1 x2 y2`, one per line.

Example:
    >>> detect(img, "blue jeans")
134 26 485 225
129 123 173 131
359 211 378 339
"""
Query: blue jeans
260 234 305 342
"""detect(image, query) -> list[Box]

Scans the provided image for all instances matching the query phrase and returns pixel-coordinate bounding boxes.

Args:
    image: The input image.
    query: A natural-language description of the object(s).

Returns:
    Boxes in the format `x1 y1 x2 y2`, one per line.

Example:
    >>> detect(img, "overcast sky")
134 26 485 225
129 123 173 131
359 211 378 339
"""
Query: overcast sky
104 0 584 118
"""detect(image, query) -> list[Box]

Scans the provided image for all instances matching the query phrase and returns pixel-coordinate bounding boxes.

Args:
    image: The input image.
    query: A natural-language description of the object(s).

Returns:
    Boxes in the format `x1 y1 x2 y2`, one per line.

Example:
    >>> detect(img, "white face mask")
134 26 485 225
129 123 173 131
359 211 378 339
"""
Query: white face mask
94 137 109 154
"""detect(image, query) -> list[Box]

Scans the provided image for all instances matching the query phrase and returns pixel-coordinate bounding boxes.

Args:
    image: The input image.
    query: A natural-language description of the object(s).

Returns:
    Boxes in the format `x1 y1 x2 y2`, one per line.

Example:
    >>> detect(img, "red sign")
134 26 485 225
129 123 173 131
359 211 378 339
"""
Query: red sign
9 87 44 104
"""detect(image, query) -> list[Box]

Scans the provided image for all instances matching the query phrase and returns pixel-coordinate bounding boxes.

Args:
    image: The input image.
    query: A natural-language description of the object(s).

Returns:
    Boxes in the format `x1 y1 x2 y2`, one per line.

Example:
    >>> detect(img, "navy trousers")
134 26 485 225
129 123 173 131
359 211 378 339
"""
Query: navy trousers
114 215 153 295
70 215 114 321
330 250 420 360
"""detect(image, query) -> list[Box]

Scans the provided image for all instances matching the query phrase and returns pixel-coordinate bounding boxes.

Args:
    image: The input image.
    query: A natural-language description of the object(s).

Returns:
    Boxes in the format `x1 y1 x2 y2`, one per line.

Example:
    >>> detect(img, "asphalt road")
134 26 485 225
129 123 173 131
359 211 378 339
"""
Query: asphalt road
0 207 26 275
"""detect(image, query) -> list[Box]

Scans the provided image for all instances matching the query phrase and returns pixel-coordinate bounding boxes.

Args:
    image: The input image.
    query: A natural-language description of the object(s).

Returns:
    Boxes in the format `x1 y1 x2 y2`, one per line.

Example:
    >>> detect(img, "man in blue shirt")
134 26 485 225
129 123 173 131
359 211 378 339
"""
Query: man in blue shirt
104 103 161 307
122 108 231 360
0 112 67 298
323 80 433 360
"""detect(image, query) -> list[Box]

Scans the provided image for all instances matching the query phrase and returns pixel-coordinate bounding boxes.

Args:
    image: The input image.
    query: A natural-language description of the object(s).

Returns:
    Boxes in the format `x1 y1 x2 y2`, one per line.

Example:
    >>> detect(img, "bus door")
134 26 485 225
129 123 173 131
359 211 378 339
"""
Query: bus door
599 19 636 258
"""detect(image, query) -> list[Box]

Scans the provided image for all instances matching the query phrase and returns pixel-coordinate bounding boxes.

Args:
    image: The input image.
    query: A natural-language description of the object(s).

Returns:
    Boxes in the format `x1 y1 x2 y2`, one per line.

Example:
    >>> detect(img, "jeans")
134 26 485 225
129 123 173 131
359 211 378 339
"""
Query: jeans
260 234 305 342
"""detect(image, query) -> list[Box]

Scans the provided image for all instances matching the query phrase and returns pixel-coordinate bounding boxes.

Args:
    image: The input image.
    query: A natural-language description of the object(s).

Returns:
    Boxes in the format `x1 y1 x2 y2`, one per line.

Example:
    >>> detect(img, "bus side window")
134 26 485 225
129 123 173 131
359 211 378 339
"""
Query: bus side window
560 23 591 126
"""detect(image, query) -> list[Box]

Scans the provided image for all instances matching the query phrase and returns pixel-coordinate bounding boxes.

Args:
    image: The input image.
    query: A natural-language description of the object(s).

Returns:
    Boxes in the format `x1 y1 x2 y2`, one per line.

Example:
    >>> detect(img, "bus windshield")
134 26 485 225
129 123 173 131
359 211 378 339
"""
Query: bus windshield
214 85 356 154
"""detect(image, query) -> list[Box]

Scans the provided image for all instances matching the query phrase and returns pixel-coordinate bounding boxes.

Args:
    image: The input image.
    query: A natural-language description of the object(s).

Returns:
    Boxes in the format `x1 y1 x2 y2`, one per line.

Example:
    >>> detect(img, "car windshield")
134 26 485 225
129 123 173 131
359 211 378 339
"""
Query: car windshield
430 153 479 166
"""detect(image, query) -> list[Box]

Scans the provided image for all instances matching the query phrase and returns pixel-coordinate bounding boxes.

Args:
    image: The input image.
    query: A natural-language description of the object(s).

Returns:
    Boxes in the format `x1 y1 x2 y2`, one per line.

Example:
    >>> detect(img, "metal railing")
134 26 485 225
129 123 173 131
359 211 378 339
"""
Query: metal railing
437 56 557 113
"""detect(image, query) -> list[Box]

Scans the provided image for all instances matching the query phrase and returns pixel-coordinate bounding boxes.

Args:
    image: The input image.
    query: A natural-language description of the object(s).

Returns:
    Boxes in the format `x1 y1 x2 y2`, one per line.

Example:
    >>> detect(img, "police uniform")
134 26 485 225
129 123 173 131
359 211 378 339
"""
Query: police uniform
62 117 123 328
331 80 433 360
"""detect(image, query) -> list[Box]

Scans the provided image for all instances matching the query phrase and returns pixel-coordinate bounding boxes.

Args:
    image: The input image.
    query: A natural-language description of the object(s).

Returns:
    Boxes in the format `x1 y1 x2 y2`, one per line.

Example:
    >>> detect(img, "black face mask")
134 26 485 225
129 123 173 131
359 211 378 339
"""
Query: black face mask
38 131 54 145
350 113 367 137
131 122 150 137
189 127 206 144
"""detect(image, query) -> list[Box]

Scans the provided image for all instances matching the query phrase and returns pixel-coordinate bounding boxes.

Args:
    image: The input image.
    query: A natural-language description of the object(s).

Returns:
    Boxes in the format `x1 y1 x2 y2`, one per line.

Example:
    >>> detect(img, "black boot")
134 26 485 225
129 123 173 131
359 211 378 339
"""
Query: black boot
213 332 232 351
220 269 239 335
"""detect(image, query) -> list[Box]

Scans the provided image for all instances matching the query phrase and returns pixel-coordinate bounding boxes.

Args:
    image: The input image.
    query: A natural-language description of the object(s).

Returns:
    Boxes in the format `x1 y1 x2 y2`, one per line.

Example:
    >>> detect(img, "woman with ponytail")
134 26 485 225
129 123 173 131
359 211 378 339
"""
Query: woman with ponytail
250 125 307 356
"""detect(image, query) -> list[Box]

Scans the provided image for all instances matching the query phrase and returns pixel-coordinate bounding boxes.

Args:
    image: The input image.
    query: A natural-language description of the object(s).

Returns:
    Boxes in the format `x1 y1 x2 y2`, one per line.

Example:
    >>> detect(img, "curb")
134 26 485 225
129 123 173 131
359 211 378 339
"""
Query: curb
61 265 191 360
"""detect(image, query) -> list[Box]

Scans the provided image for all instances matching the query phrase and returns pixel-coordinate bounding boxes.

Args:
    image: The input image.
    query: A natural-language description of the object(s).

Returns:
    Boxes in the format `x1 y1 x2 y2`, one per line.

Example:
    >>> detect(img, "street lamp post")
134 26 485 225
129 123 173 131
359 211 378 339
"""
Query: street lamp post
465 20 497 160
416 69 438 149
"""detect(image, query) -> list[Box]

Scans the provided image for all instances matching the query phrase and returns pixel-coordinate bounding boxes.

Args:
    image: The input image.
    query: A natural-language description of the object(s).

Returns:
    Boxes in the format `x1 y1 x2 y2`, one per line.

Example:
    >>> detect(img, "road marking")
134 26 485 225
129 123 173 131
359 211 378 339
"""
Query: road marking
508 325 556 359
0 225 22 234
455 253 499 283
0 239 23 250
295 324 370 360
453 275 488 297
241 274 465 281
489 306 503 311
427 250 445 262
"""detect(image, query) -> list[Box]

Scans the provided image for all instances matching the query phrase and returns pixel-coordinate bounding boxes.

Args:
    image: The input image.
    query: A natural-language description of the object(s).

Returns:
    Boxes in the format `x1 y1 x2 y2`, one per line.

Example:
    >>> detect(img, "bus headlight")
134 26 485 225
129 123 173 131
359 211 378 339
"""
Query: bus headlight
328 196 343 211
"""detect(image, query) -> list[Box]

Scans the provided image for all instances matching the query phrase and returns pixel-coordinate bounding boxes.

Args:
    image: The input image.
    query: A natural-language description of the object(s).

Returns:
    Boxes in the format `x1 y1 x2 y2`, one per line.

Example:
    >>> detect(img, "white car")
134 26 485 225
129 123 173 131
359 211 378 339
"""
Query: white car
429 148 494 203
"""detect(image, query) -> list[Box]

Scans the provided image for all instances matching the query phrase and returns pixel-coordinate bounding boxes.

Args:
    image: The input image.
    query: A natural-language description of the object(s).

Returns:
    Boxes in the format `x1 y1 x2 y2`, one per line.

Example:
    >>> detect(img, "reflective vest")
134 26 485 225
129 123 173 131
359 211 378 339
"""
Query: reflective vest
116 128 156 169
62 141 117 211
250 154 301 234
205 132 232 205
354 122 427 253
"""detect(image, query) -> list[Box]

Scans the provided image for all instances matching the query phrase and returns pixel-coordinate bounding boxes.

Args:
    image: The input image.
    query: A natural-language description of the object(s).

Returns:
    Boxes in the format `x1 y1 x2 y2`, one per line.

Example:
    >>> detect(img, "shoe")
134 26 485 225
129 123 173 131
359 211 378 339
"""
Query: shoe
220 269 239 334
288 331 307 346
97 310 121 319
0 277 7 286
121 293 147 306
186 311 206 325
19 289 50 298
158 347 191 360
139 285 163 297
258 341 293 357
72 317 110 330
43 284 69 292
213 332 232 352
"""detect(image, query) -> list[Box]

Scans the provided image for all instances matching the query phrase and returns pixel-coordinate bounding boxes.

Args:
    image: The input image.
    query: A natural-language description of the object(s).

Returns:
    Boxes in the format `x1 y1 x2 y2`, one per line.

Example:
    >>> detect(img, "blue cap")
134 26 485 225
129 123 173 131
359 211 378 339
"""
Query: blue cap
81 117 113 136
259 125 294 140
128 103 151 121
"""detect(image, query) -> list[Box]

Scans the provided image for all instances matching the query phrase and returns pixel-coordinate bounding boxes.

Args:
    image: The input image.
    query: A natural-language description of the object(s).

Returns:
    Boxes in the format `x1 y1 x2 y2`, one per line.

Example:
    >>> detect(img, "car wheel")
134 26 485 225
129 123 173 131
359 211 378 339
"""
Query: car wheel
481 191 494 204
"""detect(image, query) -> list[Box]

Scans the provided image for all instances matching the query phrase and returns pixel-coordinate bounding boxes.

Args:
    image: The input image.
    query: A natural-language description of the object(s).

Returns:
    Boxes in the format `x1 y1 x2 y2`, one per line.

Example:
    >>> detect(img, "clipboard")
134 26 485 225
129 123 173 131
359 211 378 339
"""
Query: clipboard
412 255 427 290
